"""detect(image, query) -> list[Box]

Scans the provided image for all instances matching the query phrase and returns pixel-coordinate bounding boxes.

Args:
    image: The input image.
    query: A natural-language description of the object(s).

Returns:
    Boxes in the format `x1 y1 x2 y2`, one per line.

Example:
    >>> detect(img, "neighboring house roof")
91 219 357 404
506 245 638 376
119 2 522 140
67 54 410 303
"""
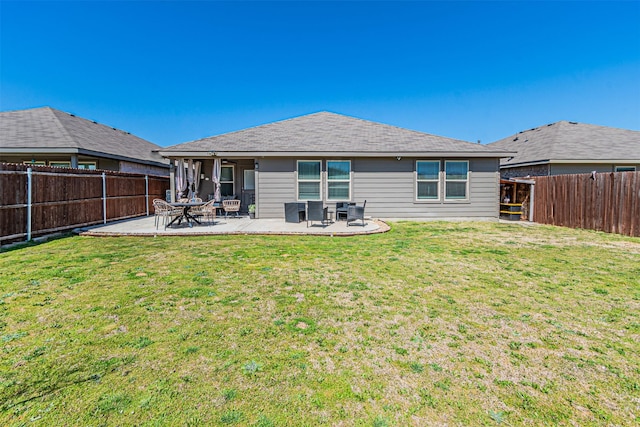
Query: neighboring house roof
160 111 513 158
0 106 169 167
488 120 640 168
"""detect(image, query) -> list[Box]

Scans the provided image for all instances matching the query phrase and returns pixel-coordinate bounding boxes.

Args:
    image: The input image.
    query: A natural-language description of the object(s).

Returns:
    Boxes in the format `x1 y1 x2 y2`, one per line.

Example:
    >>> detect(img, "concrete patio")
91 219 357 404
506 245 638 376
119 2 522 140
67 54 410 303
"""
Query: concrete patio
79 214 389 237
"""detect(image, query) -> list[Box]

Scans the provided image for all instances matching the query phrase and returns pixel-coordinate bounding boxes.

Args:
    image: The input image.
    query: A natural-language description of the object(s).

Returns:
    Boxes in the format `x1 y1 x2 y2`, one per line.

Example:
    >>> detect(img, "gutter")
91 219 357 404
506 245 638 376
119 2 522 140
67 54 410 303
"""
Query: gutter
158 150 516 158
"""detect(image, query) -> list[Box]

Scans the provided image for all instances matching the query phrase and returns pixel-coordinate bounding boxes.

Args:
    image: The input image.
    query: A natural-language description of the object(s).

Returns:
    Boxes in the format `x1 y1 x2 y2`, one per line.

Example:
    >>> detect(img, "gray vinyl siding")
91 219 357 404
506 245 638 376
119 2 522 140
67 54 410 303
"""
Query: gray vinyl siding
550 163 640 175
353 158 499 219
256 157 500 219
257 158 298 218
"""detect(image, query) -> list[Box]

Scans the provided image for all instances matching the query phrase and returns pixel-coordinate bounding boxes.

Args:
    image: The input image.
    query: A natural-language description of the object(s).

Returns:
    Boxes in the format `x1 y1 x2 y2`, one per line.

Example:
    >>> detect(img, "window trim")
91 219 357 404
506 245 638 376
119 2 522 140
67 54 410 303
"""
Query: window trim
444 160 469 201
48 161 72 168
220 164 235 197
326 160 351 201
615 166 636 172
78 161 97 170
415 160 441 202
243 169 255 190
297 160 322 201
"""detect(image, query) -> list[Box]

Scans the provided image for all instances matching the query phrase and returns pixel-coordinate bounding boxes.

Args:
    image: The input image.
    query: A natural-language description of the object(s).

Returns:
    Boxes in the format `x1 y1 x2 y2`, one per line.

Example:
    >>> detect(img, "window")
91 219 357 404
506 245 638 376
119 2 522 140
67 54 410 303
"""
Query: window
615 166 636 172
445 161 469 200
243 169 255 190
327 160 351 200
416 161 440 200
78 162 97 170
49 161 71 168
23 161 46 166
297 160 321 200
220 165 235 197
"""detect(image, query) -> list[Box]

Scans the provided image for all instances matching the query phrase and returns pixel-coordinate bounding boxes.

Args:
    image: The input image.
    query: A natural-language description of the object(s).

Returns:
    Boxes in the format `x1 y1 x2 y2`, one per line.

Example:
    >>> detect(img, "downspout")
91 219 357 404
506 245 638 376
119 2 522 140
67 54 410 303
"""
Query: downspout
254 158 259 219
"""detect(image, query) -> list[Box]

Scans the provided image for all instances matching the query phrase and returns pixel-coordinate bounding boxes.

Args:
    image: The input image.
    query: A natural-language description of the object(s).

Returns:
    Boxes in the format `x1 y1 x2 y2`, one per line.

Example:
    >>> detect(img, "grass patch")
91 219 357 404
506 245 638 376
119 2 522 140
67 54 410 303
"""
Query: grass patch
0 221 638 425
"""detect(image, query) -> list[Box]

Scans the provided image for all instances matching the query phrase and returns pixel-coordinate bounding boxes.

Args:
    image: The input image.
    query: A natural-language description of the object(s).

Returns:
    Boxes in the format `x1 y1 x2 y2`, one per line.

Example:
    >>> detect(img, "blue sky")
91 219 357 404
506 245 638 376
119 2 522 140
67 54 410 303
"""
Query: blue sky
1 1 639 147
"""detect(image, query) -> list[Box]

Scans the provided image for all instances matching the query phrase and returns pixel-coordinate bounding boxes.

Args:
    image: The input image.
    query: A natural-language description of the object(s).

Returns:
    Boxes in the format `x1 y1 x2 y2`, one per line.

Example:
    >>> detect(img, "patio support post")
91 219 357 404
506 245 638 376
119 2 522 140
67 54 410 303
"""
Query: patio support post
26 167 32 241
169 162 176 203
102 172 107 224
529 183 535 222
145 175 149 216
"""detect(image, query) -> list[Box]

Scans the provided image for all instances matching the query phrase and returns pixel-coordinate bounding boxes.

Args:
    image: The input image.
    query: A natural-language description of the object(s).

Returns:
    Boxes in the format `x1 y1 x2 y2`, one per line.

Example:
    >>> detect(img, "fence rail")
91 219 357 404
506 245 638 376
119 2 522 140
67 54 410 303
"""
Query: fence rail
0 163 170 244
533 171 640 237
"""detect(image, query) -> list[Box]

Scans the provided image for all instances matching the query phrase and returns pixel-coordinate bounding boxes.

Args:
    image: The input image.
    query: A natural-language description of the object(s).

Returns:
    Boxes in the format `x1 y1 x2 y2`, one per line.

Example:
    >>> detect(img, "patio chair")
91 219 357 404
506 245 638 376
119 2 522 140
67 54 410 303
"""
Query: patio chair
335 202 354 221
307 201 329 227
347 200 366 227
191 199 217 225
222 199 241 218
178 197 201 203
153 199 182 229
284 202 305 223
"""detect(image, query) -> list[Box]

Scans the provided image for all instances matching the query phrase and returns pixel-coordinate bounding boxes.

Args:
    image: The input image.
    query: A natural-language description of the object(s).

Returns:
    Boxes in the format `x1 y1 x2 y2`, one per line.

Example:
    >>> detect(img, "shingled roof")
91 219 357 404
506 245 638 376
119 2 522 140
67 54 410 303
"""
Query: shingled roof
160 112 512 158
0 107 168 167
488 121 640 168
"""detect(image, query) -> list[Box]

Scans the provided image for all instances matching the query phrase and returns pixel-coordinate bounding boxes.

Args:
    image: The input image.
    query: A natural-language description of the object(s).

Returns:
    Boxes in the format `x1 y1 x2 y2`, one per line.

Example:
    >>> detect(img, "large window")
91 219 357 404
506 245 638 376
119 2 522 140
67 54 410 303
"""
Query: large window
297 160 321 200
615 166 636 172
220 165 235 197
327 160 351 200
445 161 469 200
416 161 440 200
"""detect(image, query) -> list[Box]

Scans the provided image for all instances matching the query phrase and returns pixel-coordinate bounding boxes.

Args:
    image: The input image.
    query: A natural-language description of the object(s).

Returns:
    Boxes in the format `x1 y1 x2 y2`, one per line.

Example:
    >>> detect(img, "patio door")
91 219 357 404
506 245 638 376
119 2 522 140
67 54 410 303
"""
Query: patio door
241 168 255 211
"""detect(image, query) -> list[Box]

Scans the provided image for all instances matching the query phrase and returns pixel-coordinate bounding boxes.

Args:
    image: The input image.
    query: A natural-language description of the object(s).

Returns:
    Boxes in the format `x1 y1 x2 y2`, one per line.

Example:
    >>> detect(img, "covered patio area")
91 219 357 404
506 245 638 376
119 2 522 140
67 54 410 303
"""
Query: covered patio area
79 215 388 237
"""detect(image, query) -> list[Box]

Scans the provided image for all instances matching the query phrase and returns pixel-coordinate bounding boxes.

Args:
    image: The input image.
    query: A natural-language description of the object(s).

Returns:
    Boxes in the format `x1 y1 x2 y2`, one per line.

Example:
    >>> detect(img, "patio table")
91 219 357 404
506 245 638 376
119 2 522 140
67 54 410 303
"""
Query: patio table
167 202 205 228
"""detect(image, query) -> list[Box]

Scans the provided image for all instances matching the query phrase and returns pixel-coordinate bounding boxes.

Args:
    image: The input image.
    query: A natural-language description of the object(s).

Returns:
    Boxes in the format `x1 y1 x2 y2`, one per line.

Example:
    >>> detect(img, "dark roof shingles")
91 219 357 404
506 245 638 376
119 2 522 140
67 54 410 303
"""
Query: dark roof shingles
0 107 168 165
163 112 508 155
488 121 640 165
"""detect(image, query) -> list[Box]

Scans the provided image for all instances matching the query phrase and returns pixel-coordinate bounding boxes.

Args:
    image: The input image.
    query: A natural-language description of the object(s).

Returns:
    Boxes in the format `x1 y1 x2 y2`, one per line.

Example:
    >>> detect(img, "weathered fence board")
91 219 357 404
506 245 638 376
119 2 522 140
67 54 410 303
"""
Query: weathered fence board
533 172 640 237
0 163 170 244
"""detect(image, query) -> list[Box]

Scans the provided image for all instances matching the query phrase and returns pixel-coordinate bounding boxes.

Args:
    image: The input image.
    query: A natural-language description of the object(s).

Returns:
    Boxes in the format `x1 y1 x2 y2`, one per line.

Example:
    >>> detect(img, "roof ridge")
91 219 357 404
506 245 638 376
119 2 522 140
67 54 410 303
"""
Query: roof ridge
546 121 566 159
47 107 82 149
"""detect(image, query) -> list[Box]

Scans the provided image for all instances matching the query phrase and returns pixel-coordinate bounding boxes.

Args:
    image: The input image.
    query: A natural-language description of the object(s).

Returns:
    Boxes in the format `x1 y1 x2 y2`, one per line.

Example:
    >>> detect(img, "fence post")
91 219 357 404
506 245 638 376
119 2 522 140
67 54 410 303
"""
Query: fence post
27 167 32 241
102 172 107 224
145 175 149 216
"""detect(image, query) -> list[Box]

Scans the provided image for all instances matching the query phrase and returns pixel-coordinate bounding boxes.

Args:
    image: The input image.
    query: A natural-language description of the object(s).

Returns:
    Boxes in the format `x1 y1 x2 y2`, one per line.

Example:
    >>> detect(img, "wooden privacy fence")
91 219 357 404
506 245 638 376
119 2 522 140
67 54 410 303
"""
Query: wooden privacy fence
533 171 640 237
0 163 170 244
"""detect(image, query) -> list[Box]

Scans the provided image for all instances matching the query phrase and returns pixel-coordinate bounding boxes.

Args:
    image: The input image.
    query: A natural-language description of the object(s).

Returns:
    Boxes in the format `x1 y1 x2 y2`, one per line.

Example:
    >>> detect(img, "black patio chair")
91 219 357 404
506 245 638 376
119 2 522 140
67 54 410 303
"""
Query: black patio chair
307 201 329 227
347 200 367 226
335 202 354 221
284 202 305 223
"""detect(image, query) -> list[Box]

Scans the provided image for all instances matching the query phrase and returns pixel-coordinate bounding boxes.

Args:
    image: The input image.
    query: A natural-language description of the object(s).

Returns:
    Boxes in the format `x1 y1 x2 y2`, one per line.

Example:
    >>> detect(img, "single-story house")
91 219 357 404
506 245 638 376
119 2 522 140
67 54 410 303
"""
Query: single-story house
487 120 640 179
159 112 513 219
0 106 169 175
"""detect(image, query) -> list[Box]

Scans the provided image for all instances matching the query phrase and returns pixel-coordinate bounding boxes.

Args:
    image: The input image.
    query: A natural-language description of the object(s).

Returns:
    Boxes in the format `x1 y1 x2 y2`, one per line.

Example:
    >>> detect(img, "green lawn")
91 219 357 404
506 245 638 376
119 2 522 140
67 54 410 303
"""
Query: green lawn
1 222 639 426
